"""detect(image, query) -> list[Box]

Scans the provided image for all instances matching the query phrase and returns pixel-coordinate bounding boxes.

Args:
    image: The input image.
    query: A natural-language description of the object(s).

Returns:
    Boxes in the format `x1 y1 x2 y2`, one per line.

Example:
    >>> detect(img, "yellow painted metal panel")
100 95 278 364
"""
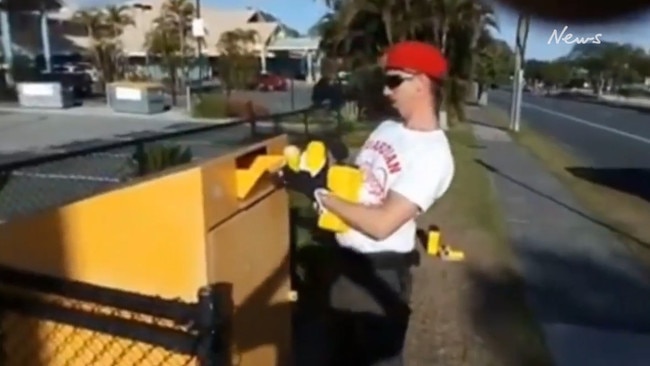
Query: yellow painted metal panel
0 168 208 301
206 189 292 366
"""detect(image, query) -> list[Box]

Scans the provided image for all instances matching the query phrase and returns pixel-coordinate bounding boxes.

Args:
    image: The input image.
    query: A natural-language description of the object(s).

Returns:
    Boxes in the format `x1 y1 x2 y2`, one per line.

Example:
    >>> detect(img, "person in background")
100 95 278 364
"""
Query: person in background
311 73 345 110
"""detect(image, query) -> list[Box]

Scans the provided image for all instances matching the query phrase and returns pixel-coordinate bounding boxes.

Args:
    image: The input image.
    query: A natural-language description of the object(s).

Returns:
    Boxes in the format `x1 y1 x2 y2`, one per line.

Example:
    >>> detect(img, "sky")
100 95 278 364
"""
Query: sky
493 4 650 60
73 0 650 61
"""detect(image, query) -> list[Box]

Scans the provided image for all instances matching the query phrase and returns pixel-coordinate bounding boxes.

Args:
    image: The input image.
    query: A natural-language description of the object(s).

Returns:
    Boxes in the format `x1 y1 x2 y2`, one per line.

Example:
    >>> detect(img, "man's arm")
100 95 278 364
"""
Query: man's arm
319 190 419 240
319 146 453 240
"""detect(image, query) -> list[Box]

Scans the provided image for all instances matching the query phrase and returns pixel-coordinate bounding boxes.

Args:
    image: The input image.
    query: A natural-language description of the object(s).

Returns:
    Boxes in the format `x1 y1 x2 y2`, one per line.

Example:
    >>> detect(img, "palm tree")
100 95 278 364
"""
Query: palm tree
217 29 260 95
160 0 194 88
71 9 104 42
103 5 134 79
104 5 134 39
144 0 195 105
71 9 106 79
314 0 499 123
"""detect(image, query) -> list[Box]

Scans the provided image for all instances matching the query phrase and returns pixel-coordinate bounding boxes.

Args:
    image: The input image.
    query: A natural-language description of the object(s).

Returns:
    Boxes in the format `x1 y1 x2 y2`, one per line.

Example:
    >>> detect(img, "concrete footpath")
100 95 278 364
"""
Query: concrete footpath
467 106 650 366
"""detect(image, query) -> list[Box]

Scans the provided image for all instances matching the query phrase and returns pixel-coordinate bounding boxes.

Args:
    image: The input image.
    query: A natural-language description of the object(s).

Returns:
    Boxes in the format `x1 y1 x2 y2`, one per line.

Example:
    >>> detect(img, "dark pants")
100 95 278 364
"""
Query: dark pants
328 248 414 366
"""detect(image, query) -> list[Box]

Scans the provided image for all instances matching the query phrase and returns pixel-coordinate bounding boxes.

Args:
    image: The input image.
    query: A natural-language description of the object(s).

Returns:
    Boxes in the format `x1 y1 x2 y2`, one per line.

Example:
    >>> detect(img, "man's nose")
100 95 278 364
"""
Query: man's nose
383 85 392 96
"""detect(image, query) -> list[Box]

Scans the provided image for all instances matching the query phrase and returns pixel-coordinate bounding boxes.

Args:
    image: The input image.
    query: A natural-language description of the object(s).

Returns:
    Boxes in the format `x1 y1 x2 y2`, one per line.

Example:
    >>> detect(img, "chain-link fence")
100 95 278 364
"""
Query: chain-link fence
0 265 226 366
0 106 342 222
0 106 345 365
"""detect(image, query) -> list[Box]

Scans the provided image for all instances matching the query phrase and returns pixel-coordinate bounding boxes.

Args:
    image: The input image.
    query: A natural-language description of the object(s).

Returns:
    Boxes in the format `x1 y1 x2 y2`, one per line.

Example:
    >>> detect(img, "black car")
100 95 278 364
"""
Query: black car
39 71 93 98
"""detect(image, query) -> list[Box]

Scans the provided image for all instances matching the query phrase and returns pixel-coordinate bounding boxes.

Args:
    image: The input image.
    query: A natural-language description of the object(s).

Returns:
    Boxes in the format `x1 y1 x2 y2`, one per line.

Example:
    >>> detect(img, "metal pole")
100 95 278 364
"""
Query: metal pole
510 14 530 132
40 9 52 73
178 16 185 90
514 69 524 132
1 10 15 86
509 55 520 130
196 285 226 366
290 78 295 110
195 0 203 81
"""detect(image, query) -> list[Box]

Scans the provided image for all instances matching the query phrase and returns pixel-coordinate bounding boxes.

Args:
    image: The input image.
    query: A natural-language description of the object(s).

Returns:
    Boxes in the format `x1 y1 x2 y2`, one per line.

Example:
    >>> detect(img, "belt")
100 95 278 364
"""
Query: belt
336 247 420 269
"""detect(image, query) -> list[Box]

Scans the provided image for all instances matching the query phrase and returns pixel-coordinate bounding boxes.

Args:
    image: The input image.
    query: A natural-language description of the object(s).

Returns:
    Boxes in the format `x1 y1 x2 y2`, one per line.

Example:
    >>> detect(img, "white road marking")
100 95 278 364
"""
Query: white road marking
11 171 121 182
521 102 650 146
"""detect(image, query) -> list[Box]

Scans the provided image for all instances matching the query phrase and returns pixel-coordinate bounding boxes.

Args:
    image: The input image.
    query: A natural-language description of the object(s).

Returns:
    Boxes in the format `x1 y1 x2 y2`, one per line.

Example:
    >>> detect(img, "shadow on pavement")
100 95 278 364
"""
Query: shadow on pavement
467 117 509 132
467 243 650 366
567 167 650 203
475 159 650 250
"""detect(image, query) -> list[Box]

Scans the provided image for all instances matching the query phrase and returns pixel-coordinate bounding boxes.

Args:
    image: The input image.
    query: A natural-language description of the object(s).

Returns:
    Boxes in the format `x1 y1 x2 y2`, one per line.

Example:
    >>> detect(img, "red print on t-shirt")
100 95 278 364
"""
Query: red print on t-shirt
360 163 388 198
359 139 402 199
361 139 402 174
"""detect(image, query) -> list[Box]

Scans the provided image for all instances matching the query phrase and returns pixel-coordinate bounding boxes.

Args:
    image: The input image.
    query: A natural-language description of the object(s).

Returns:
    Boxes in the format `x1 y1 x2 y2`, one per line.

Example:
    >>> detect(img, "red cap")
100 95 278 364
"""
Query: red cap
384 41 447 79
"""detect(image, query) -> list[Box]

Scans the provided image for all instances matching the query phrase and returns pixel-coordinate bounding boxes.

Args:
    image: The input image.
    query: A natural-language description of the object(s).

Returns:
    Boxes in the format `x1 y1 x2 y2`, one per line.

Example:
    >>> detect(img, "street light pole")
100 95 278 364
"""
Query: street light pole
195 0 203 81
510 14 530 132
132 4 152 77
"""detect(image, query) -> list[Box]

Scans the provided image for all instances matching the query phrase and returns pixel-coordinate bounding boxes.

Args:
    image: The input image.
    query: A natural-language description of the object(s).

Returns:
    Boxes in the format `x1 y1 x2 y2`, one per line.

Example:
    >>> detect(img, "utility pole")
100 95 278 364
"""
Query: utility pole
510 14 530 132
195 0 203 81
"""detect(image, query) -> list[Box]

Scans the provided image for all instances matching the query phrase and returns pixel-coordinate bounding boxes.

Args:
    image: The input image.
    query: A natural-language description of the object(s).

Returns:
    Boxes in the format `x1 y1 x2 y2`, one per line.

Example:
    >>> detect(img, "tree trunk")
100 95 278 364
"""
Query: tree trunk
441 23 448 56
381 11 394 45
467 24 482 83
170 63 178 106
179 21 185 92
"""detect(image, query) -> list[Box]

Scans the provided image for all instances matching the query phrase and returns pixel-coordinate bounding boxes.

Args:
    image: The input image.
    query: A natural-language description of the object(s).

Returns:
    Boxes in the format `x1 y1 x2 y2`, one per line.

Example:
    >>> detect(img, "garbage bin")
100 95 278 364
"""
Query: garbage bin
107 82 166 114
0 135 293 366
16 81 75 108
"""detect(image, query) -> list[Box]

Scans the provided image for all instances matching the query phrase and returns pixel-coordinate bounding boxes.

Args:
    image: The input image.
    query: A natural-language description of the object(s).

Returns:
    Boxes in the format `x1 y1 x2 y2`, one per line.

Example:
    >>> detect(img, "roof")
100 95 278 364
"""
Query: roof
0 0 62 12
6 1 309 57
2 12 87 56
54 0 284 56
267 36 320 51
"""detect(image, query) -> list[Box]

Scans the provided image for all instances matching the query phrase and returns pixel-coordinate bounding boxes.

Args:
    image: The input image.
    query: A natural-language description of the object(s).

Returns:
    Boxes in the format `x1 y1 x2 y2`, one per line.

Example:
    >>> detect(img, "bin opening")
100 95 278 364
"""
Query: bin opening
234 147 285 200
235 147 269 169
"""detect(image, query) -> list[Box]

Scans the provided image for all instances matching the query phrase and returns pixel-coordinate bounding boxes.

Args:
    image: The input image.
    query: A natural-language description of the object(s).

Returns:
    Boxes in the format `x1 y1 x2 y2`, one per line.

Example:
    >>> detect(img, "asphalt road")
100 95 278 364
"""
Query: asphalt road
0 86 314 220
489 90 650 169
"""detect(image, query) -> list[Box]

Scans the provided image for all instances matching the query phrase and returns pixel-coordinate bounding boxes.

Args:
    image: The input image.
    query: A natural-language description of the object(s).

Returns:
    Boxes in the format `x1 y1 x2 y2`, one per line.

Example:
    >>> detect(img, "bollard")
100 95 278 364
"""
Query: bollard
196 285 226 366
186 85 192 114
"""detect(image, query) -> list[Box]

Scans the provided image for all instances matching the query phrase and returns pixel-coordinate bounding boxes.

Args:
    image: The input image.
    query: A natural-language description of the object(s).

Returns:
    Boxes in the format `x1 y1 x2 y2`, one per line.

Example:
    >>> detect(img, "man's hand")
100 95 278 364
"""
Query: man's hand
313 188 331 214
281 165 327 199
280 139 347 200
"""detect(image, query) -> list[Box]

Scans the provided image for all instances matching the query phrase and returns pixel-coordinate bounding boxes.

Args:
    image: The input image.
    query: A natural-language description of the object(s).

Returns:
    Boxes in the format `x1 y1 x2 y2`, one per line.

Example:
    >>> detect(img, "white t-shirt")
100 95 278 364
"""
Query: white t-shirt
335 120 455 253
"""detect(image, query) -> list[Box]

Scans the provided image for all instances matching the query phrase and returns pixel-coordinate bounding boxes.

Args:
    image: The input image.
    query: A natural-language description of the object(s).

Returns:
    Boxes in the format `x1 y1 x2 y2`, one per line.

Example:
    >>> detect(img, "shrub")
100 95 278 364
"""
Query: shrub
226 98 271 120
192 93 229 118
618 86 650 98
129 144 193 178
192 93 270 120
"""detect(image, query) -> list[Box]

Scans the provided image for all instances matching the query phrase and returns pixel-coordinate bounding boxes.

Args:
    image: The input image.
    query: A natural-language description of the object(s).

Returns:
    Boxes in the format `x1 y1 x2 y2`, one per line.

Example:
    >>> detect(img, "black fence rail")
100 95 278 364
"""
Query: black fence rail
0 265 228 366
0 106 343 221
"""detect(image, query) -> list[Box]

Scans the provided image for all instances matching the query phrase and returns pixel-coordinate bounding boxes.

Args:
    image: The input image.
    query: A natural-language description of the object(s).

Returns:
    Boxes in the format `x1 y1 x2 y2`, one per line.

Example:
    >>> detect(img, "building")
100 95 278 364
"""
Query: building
1 0 321 81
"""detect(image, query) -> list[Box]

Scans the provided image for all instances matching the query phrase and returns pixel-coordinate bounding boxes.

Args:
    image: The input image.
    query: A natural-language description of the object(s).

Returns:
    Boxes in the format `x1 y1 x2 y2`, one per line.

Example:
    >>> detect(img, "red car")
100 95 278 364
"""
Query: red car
257 73 287 92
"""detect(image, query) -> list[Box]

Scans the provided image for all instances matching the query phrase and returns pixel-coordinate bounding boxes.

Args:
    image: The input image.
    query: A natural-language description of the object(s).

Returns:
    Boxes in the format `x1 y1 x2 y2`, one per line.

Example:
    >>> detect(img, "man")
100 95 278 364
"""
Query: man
285 41 454 366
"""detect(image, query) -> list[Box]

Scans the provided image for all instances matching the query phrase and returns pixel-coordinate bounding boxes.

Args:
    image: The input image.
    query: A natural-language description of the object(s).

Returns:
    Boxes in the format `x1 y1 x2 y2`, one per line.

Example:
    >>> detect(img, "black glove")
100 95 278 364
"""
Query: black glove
281 160 328 199
281 139 332 199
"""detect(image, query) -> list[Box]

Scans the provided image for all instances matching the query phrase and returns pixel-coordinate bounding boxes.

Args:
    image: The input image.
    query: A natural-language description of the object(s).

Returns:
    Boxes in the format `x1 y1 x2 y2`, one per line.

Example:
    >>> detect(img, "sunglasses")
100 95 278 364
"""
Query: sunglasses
384 74 415 89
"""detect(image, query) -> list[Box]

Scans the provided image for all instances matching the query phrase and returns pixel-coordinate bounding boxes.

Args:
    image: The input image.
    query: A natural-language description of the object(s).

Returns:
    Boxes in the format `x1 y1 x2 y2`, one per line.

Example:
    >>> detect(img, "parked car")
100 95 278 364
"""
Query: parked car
257 73 287 92
52 62 100 83
39 71 93 98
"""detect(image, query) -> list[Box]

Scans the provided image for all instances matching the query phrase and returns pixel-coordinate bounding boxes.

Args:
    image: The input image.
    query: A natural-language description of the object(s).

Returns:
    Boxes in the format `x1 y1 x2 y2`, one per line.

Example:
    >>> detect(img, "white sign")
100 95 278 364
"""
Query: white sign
115 87 142 101
548 26 602 45
192 18 205 38
21 83 53 96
